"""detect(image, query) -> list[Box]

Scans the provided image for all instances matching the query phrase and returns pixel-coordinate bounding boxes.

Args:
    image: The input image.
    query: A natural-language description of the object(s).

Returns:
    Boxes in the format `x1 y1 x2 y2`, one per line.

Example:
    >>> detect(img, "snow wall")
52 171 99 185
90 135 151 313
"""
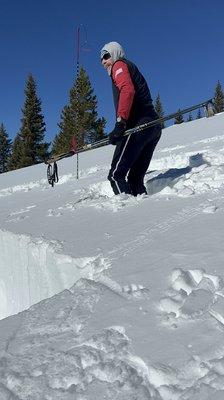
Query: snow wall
0 229 98 320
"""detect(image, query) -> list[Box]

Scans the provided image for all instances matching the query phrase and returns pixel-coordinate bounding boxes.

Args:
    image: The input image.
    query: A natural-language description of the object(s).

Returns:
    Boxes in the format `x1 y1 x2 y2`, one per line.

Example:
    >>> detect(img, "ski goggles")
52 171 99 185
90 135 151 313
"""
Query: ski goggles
101 52 111 61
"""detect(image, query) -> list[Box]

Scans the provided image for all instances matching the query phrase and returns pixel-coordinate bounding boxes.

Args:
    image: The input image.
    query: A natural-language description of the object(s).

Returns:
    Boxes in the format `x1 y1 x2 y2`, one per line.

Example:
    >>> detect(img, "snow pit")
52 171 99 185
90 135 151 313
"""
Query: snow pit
0 229 101 320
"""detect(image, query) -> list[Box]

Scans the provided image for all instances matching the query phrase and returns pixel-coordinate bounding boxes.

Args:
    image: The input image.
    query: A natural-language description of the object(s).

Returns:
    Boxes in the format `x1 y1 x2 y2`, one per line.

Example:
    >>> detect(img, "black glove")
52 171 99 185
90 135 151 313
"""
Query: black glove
108 118 127 145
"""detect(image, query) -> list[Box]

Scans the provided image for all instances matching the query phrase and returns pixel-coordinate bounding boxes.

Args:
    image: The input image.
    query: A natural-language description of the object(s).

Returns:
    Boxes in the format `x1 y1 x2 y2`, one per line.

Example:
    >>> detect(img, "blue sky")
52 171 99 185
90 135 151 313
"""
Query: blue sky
0 0 224 143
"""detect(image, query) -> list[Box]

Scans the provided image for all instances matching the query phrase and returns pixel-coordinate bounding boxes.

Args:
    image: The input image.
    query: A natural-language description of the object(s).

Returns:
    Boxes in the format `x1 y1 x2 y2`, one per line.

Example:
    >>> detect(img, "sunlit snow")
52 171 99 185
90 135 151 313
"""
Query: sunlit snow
0 113 224 399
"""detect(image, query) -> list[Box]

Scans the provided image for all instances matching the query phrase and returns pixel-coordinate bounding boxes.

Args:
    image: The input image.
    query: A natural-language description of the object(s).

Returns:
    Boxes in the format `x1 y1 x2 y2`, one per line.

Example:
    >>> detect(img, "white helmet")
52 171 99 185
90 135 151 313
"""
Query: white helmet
100 41 125 62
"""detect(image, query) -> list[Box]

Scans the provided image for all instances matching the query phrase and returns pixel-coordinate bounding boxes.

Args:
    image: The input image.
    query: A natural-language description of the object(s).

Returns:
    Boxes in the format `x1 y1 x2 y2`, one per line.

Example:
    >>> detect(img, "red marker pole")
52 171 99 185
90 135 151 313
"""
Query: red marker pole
75 26 80 179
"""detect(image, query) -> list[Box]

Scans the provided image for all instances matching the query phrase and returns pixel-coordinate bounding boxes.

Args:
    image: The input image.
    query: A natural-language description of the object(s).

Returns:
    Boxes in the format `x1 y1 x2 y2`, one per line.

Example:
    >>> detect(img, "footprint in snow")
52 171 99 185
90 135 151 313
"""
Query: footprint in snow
158 267 224 324
47 208 63 217
95 275 150 300
202 204 218 213
122 283 150 299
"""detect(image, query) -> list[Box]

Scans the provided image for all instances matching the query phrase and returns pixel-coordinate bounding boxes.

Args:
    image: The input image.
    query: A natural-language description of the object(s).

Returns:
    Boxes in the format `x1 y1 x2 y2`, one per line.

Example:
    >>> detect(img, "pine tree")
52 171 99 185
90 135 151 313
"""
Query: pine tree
174 109 184 124
196 108 202 119
7 134 24 171
0 123 12 173
52 67 106 154
15 74 49 168
51 105 74 154
154 93 165 128
214 80 224 113
187 113 193 122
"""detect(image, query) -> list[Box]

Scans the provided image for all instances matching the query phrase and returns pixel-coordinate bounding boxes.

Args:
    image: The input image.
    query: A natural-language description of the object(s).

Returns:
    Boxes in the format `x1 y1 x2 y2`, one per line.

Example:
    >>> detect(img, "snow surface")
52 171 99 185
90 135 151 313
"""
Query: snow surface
0 113 224 399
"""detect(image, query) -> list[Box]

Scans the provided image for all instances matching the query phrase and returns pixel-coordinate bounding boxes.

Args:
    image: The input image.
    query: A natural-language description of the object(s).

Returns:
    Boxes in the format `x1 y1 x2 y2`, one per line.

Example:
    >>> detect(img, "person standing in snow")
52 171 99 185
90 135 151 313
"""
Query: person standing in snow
100 41 161 196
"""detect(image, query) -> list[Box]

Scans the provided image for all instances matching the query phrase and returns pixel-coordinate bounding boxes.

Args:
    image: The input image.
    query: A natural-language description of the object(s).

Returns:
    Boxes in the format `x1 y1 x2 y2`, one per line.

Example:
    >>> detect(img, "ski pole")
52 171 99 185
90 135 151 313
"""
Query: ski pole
78 98 214 152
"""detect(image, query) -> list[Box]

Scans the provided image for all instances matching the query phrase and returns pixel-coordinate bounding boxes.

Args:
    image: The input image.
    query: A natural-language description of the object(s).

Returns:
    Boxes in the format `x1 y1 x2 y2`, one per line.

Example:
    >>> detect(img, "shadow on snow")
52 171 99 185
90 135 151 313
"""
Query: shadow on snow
146 153 210 195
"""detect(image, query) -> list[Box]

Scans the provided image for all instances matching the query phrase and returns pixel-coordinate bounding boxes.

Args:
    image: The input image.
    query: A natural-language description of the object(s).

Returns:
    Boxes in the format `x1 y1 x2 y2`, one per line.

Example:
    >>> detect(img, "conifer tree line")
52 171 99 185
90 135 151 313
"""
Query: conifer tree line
154 94 165 129
173 80 224 124
0 77 223 174
0 67 106 173
213 80 224 113
0 124 12 173
155 81 224 127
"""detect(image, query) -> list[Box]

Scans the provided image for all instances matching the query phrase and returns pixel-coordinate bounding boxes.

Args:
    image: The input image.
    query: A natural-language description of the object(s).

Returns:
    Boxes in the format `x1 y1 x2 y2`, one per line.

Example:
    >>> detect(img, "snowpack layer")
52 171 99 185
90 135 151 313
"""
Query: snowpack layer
0 113 224 399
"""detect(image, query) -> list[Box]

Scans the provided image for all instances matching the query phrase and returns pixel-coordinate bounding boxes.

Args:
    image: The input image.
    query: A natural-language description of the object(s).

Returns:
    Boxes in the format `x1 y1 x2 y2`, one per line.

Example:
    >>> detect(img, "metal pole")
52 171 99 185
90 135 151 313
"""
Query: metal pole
76 26 80 180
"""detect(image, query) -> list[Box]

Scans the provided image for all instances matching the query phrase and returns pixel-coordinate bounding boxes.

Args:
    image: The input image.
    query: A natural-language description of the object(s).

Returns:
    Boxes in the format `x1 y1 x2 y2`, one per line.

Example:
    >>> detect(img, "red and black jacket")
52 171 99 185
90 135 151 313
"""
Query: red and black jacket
111 58 158 129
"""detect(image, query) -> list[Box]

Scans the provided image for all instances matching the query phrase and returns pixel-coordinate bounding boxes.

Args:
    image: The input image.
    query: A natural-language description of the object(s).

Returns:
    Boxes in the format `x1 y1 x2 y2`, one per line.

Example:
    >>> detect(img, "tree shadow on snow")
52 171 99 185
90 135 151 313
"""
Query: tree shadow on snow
146 153 210 196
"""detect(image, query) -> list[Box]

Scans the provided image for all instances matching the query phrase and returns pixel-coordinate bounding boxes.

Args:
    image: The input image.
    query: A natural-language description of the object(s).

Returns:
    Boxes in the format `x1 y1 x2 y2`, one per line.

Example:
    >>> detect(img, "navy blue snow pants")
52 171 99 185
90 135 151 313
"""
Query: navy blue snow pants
108 125 161 196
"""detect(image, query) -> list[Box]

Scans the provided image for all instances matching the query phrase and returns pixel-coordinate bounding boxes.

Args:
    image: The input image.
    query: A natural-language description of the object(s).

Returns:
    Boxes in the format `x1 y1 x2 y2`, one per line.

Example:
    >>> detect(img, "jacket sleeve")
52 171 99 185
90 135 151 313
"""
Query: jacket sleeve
112 61 135 121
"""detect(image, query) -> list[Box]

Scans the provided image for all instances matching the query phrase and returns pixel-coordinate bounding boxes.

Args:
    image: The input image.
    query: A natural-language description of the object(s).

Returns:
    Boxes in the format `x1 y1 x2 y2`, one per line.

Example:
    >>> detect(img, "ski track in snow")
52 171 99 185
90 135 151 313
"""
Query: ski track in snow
159 133 224 154
108 194 224 259
6 205 37 223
